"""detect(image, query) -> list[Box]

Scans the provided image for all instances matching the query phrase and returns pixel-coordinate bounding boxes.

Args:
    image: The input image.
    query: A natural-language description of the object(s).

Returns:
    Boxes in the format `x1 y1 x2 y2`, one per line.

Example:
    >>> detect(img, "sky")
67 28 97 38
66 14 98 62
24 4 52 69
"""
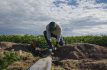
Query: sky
0 0 107 36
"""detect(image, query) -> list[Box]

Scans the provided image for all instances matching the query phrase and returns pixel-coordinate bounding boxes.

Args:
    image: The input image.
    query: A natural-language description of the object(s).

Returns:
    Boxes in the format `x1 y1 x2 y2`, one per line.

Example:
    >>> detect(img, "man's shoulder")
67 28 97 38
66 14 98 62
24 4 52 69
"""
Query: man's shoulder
46 24 49 29
56 23 60 27
56 24 61 30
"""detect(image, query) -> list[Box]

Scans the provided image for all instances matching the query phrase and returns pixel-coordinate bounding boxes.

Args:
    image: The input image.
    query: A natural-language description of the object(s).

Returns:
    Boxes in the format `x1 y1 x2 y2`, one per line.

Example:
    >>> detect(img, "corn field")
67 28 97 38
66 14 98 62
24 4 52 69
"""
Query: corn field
0 35 107 47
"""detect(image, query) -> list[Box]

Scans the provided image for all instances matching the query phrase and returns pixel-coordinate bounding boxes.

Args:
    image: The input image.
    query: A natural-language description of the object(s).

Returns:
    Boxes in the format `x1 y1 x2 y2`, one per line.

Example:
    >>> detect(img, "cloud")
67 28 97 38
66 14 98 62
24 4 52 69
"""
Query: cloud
71 24 107 36
51 0 107 36
0 0 107 36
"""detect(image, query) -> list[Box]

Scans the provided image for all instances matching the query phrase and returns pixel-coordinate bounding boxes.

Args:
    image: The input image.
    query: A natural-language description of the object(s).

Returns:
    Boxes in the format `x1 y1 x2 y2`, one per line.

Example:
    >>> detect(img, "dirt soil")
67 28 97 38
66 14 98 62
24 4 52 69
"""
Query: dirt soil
53 43 107 70
0 42 41 70
1 42 107 70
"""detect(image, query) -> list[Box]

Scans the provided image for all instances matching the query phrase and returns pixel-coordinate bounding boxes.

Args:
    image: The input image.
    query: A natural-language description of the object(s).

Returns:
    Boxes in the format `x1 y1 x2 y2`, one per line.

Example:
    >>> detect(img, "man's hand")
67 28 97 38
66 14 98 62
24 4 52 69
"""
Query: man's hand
59 38 65 46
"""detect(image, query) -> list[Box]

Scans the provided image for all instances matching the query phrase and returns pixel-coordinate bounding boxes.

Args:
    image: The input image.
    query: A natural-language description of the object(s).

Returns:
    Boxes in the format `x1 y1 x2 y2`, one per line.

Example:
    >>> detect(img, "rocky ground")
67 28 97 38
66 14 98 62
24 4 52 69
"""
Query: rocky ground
0 42 107 70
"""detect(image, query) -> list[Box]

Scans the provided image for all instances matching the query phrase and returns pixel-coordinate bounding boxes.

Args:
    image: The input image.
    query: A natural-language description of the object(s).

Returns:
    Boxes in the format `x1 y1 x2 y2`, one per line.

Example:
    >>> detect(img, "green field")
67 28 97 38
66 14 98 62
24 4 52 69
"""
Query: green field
0 35 107 47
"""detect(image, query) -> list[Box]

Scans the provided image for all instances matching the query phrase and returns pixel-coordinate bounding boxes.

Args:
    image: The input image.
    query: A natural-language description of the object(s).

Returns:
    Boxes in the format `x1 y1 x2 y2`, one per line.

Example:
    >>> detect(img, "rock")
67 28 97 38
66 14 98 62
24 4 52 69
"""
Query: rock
28 56 52 70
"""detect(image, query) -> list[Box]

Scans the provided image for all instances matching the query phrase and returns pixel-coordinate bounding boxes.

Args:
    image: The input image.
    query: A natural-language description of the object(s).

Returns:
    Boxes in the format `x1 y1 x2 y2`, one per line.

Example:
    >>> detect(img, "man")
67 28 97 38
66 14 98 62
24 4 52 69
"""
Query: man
43 21 64 54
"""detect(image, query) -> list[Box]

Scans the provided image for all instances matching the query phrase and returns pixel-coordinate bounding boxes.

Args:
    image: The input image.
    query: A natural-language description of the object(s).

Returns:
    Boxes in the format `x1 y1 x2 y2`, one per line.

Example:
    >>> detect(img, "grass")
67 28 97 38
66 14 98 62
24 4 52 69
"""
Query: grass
0 35 107 47
0 51 20 70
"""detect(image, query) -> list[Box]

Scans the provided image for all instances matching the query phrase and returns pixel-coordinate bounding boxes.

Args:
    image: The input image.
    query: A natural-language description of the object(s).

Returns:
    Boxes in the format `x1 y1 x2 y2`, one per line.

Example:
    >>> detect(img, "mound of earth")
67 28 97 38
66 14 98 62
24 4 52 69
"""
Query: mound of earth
53 43 107 70
54 43 107 60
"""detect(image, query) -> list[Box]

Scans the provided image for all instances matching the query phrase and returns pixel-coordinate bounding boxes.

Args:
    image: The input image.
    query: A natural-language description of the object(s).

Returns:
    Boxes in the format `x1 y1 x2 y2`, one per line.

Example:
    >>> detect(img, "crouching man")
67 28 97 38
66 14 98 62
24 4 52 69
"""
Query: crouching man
43 21 64 54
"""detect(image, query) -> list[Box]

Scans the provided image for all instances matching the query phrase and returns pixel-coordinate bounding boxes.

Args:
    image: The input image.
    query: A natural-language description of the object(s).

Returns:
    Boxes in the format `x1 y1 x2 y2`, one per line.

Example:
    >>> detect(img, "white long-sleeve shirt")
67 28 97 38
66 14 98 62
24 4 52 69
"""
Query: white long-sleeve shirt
46 24 61 42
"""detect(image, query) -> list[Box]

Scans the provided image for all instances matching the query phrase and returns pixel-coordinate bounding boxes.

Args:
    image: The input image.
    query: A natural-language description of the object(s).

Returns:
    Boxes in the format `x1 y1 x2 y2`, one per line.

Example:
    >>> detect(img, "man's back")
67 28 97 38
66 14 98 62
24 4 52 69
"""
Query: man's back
46 23 61 36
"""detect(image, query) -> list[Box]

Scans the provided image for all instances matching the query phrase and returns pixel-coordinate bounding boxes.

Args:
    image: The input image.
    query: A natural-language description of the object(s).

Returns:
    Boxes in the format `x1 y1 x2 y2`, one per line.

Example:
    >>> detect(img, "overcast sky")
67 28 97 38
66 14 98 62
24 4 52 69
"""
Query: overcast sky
0 0 107 36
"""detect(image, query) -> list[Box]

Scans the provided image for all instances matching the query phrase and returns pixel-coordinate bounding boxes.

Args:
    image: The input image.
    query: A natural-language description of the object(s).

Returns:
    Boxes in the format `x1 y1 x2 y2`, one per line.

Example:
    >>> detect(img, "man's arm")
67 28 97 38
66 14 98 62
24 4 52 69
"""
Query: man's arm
46 25 51 41
57 35 61 42
56 24 64 46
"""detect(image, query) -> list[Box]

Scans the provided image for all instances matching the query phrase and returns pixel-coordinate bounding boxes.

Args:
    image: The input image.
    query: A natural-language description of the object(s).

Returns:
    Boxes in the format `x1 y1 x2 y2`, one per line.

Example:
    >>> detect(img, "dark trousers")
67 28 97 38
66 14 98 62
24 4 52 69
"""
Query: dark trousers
43 31 58 49
43 31 64 49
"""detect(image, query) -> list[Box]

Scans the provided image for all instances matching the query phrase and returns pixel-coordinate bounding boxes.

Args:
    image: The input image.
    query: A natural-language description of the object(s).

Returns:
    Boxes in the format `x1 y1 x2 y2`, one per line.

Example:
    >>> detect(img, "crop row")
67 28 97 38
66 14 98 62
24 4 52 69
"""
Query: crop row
0 35 107 47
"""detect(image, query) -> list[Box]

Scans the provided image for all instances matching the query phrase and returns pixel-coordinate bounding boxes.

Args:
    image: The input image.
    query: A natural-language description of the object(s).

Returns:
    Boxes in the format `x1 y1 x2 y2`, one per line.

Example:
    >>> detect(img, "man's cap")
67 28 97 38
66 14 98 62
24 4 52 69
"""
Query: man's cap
49 21 56 27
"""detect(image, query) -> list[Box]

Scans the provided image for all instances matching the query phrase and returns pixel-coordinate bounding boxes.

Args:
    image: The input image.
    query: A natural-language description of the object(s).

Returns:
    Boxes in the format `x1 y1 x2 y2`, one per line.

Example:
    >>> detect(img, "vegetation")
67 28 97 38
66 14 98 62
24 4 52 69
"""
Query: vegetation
0 35 107 47
64 35 107 46
0 51 20 70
